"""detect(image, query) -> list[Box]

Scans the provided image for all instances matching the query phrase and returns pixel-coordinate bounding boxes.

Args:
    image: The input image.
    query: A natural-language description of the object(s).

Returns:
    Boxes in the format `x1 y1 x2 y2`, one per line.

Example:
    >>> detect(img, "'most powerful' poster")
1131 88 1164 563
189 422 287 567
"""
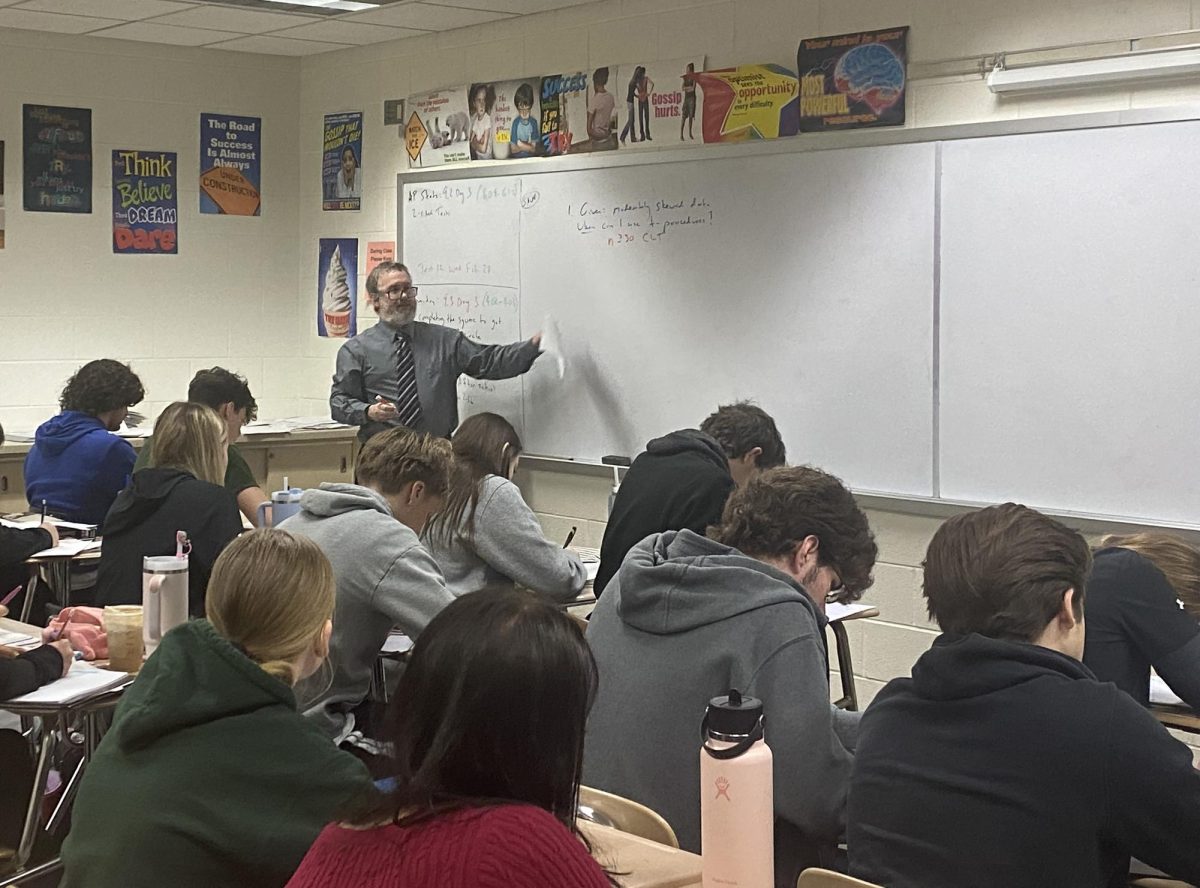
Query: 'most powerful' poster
797 27 909 132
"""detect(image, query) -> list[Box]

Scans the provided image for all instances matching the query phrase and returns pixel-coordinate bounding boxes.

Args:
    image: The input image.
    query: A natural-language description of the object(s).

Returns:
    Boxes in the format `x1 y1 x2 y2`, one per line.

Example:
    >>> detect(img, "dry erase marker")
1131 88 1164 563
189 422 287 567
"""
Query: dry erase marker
563 526 577 548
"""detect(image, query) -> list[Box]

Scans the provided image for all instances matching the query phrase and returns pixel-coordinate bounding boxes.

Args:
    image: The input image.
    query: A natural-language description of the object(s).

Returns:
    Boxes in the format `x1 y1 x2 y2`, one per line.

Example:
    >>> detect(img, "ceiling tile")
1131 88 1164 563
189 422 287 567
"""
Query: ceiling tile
344 2 513 30
208 33 345 54
13 0 196 18
269 19 426 44
90 20 241 45
150 5 319 34
0 8 122 31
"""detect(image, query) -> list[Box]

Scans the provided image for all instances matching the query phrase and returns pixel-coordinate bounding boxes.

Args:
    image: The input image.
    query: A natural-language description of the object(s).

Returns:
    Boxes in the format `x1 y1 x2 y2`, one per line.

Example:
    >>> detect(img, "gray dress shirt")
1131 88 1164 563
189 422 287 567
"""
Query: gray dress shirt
330 320 540 438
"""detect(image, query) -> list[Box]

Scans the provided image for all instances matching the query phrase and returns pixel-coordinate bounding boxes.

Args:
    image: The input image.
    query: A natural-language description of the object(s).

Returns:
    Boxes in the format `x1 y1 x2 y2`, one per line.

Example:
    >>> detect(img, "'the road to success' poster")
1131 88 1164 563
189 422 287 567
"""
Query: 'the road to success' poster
112 150 177 254
797 27 909 131
200 113 261 215
323 111 362 211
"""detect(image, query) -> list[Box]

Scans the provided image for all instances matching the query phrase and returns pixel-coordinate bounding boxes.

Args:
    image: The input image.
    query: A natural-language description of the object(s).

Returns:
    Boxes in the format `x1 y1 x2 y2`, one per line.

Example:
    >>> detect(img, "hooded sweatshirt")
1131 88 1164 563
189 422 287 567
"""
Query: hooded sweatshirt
848 633 1200 888
594 429 735 596
425 474 587 602
96 467 242 616
280 483 454 742
584 530 859 886
24 411 136 526
59 620 373 888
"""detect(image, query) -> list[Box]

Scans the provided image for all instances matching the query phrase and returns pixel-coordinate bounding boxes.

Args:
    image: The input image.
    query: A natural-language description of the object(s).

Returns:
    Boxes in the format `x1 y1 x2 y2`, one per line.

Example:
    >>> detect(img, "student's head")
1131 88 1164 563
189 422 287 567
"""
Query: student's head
188 367 257 444
366 261 416 327
362 588 597 830
1099 532 1200 619
59 359 145 431
924 504 1093 659
355 428 452 533
514 82 534 117
472 83 495 113
593 66 609 89
341 145 357 176
206 529 335 686
150 401 228 486
425 413 521 549
700 401 786 486
709 465 876 607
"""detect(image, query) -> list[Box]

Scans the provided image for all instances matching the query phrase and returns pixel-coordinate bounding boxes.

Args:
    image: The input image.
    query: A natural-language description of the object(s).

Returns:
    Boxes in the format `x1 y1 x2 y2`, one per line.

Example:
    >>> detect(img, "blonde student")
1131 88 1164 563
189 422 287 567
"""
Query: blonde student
424 412 587 602
61 530 374 888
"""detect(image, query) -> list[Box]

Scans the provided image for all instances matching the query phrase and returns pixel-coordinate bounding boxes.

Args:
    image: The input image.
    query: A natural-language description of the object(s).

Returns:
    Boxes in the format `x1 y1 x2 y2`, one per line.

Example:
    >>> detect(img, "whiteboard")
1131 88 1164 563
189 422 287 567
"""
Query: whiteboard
939 121 1200 525
401 143 937 497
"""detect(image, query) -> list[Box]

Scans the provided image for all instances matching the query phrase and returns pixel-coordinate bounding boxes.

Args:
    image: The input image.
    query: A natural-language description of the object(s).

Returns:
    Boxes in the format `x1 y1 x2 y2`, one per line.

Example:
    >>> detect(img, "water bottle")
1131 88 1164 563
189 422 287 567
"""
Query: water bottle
700 689 774 888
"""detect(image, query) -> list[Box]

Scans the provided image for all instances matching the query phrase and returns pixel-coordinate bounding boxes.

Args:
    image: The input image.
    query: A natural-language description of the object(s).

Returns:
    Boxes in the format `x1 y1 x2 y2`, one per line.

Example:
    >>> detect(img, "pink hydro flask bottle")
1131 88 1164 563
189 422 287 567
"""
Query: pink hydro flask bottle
700 689 774 888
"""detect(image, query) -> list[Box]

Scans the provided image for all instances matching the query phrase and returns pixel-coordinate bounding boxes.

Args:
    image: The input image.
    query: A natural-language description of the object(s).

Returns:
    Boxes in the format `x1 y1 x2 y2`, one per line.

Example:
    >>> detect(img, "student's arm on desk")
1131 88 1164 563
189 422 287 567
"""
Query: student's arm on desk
236 487 269 526
0 642 70 700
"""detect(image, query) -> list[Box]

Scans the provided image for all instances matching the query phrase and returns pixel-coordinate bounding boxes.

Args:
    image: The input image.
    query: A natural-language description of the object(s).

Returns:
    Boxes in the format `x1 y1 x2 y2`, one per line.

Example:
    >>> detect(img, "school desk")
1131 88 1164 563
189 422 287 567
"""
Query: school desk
1151 703 1200 736
581 820 702 888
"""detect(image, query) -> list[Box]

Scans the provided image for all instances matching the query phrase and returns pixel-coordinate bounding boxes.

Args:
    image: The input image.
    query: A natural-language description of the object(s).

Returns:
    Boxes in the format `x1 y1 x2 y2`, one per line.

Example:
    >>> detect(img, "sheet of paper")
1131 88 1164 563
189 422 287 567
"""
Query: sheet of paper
381 632 414 654
4 662 130 705
31 539 102 558
1150 673 1185 707
0 630 37 647
825 602 877 623
541 314 566 379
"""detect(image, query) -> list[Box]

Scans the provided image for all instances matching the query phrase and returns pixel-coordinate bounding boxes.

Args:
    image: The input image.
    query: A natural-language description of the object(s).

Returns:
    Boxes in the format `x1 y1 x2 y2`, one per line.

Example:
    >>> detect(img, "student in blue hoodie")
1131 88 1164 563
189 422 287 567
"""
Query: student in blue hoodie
24 359 144 526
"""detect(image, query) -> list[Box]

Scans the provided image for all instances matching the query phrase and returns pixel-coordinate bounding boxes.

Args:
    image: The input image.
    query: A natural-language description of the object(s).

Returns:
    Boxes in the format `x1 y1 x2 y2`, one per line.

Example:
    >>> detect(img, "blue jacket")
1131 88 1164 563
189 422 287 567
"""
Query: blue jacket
24 412 135 526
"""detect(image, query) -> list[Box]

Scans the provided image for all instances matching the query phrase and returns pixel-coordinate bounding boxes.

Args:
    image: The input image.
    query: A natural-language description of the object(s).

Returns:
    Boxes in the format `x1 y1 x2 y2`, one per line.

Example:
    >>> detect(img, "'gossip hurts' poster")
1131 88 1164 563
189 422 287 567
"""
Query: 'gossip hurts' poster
323 111 363 211
112 150 177 254
797 27 909 131
200 113 261 215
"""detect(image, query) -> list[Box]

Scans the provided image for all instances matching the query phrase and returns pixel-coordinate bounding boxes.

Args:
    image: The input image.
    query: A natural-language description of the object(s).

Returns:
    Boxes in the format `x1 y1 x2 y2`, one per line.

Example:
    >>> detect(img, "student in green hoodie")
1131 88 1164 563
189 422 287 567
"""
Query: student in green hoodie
60 529 374 888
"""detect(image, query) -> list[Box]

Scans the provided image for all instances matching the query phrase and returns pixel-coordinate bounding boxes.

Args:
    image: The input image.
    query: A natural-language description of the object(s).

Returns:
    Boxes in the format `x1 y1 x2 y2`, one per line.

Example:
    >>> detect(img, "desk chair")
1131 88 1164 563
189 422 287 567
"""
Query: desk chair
797 868 883 888
578 786 678 849
1131 880 1197 888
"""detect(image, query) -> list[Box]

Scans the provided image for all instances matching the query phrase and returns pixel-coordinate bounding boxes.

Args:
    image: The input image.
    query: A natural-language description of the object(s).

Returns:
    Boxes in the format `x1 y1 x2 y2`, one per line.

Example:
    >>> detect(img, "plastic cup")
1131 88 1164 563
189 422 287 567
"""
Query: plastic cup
104 605 144 673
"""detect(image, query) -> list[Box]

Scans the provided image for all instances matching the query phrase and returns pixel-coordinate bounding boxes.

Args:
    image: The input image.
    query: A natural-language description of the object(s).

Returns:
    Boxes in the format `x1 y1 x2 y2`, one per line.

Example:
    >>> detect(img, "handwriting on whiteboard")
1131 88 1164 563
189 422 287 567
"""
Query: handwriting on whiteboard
406 182 521 219
566 195 715 246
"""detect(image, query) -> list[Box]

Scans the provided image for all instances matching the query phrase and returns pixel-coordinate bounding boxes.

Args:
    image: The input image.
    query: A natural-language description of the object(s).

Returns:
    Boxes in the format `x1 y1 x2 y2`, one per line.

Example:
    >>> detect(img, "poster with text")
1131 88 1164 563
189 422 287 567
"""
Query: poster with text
614 58 704 149
797 27 908 131
564 66 620 154
364 240 395 309
23 105 92 213
318 238 358 338
483 79 542 161
322 111 363 211
0 142 5 249
200 113 261 216
112 150 177 255
693 64 799 143
407 87 471 167
538 72 585 156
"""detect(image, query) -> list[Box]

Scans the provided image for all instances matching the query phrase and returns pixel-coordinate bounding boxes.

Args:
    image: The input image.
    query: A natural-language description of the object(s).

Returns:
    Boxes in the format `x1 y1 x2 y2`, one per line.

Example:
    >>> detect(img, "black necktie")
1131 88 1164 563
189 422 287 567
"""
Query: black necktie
394 331 423 428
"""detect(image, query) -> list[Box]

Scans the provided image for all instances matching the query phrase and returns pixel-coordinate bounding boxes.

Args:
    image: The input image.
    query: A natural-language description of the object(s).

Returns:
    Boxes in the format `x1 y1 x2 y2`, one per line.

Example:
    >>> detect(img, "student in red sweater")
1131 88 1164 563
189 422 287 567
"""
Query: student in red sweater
287 588 614 888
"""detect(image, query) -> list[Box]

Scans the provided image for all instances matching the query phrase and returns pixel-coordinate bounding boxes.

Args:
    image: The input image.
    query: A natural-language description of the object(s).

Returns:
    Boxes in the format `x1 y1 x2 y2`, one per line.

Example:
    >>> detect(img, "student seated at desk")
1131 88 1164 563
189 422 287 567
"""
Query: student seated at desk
848 504 1200 888
280 428 454 750
424 413 586 603
60 530 374 888
1083 533 1200 711
96 402 242 616
24 359 145 527
286 588 612 888
0 422 60 604
585 466 877 888
133 367 269 525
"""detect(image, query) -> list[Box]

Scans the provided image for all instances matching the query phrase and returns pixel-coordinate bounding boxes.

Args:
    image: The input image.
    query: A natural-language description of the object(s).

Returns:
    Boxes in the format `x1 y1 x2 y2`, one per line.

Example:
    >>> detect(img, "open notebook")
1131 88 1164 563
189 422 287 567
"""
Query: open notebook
4 662 131 706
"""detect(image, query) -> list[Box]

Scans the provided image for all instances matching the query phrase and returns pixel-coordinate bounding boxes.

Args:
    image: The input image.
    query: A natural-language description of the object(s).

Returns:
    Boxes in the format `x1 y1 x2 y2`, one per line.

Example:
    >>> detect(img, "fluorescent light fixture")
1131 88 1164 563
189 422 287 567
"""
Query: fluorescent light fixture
987 47 1200 94
257 0 379 10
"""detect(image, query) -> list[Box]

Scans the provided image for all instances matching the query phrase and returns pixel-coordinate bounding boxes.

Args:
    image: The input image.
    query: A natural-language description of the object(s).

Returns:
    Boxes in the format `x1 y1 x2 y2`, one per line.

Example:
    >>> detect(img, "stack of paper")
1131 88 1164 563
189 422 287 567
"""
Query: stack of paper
0 629 37 648
4 662 131 705
30 539 102 558
1150 674 1185 707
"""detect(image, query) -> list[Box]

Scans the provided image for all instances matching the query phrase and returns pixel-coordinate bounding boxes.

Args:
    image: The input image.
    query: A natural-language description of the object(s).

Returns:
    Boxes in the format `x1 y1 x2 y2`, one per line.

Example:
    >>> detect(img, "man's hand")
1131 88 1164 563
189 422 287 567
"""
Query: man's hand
531 332 543 349
368 398 398 422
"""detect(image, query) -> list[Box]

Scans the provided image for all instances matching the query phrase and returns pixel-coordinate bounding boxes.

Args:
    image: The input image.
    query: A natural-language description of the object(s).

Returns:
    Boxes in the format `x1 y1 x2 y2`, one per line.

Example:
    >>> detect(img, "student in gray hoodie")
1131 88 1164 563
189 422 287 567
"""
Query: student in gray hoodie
584 466 878 888
279 429 455 745
424 413 586 603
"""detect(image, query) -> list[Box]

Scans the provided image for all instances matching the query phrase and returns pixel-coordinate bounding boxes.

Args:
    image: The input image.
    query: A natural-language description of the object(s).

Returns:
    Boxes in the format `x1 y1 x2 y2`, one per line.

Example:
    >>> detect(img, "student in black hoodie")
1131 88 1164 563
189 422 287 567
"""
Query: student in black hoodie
848 503 1200 888
594 402 786 595
96 402 242 616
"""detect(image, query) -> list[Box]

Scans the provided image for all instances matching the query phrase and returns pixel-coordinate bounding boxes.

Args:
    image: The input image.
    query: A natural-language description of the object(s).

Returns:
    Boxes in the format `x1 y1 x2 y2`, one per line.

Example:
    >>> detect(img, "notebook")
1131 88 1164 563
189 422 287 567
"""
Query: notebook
4 662 131 706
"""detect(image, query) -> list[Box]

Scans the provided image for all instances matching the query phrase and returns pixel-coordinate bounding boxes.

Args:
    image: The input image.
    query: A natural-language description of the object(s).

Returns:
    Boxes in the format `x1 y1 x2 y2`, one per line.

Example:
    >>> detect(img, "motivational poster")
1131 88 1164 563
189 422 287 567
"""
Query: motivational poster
112 150 177 255
23 104 92 213
318 238 358 338
614 57 704 150
538 71 586 156
364 240 395 309
479 79 542 161
693 64 800 143
407 88 471 167
200 113 261 216
322 111 363 211
565 66 620 155
797 27 909 131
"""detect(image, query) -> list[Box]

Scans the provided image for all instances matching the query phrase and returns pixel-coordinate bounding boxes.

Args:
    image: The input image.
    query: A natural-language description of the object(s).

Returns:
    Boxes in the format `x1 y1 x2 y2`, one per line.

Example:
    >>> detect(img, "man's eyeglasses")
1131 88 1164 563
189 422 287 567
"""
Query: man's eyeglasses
382 284 418 300
826 567 845 603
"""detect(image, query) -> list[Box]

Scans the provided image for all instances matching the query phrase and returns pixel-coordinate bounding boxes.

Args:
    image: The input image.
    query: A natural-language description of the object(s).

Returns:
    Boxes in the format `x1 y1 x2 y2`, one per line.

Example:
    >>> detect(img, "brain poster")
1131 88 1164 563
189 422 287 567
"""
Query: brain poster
797 27 908 132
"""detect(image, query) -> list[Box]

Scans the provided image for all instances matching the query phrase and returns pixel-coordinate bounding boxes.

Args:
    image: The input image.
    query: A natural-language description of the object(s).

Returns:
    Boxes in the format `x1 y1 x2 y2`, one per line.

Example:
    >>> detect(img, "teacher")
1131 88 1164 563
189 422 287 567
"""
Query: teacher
330 261 541 440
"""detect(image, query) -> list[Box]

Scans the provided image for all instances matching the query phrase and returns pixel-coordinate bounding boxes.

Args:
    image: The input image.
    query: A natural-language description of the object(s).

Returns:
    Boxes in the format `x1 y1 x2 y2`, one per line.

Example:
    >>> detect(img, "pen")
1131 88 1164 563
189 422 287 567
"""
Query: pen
563 526 577 548
0 585 23 608
40 499 47 523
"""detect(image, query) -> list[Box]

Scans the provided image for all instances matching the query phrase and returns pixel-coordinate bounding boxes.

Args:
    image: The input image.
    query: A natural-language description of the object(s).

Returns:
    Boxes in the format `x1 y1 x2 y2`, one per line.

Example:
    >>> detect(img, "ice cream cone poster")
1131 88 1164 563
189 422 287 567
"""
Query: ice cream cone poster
200 113 261 216
409 88 471 167
797 28 908 131
318 238 358 338
322 111 363 211
693 64 799 143
112 150 177 255
614 58 704 150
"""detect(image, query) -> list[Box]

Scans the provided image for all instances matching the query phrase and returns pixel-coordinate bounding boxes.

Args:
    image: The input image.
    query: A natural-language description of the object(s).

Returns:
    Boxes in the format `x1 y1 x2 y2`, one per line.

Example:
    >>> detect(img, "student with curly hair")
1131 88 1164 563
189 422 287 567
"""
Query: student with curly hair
24 359 145 526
